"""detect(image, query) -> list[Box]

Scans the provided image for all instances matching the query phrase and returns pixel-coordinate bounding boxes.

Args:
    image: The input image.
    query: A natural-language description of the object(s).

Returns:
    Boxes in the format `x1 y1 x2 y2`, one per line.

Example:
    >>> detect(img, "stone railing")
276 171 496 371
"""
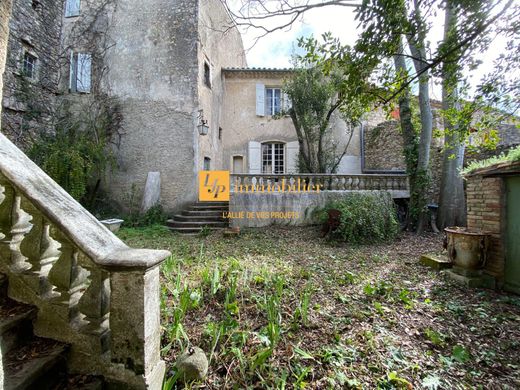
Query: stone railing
0 133 170 389
231 173 409 192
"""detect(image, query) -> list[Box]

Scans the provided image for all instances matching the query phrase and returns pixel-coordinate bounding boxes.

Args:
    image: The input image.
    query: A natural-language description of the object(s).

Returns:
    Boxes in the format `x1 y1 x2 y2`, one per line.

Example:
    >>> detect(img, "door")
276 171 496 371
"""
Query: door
505 176 520 293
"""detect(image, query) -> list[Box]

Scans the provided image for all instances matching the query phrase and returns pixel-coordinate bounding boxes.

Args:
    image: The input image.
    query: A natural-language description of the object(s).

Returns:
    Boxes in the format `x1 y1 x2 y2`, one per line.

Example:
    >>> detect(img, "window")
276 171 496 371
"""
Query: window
256 84 291 116
265 88 281 115
65 0 80 17
262 142 284 174
218 127 222 140
203 157 211 171
204 61 211 88
69 52 91 93
22 52 37 79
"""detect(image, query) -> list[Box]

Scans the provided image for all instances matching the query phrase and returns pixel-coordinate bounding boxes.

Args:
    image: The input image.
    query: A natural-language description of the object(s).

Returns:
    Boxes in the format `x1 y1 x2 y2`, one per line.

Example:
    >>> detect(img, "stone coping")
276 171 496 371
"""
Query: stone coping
0 133 170 270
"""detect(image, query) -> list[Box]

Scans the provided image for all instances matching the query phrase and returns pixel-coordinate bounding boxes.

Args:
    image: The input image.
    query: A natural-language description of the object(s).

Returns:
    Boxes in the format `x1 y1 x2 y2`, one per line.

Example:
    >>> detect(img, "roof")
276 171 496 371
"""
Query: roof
222 67 294 73
465 160 520 177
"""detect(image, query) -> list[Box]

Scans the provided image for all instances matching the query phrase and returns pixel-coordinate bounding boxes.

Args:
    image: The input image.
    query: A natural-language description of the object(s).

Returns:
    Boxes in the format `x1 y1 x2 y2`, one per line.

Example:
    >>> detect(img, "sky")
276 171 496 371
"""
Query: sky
230 1 514 101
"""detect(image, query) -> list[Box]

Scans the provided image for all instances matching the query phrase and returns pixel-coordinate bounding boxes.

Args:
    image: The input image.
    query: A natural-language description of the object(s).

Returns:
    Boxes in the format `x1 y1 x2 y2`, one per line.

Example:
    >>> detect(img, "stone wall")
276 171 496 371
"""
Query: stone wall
1 0 63 150
466 175 505 279
197 0 247 172
362 119 444 203
230 190 404 228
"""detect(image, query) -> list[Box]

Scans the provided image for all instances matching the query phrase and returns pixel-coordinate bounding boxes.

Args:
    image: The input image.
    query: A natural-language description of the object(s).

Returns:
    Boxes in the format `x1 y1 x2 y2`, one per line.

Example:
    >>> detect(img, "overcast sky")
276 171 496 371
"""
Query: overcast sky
232 2 514 101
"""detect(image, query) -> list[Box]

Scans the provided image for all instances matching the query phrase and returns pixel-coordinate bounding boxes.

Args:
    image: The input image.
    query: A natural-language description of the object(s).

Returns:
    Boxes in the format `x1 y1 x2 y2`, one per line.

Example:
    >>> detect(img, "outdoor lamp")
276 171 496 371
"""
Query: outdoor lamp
197 110 209 136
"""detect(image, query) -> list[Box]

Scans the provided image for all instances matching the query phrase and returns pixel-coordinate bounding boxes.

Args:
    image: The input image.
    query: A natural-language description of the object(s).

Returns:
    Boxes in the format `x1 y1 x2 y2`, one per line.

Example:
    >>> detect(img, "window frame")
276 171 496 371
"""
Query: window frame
265 87 282 116
261 142 285 174
69 51 92 94
22 51 37 79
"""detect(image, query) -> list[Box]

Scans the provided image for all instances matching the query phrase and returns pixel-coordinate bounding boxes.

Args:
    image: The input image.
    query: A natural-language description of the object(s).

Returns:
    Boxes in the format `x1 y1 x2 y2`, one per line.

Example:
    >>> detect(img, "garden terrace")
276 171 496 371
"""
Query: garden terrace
119 225 520 389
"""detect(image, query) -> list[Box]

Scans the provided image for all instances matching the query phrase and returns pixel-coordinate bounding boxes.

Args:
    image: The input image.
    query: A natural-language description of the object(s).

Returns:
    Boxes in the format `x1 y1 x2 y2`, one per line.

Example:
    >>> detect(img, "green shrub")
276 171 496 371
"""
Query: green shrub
324 193 399 244
124 204 168 227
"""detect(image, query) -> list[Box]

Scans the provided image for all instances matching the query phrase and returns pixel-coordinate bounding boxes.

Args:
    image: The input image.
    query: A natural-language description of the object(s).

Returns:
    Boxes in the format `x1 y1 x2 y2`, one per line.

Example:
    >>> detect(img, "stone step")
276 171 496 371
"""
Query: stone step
3 337 68 390
168 226 225 234
172 214 226 222
166 220 228 229
0 300 37 355
193 201 229 207
182 210 226 217
189 204 229 211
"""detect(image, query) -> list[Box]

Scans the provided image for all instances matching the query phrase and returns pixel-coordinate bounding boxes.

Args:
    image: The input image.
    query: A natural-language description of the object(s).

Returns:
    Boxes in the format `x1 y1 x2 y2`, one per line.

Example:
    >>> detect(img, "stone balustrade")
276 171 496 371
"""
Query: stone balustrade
231 173 409 193
0 133 170 389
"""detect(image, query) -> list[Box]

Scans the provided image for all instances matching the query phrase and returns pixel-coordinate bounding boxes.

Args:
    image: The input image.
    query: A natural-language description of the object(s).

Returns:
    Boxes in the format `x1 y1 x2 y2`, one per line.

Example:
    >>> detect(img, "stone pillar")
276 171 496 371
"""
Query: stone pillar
109 266 165 389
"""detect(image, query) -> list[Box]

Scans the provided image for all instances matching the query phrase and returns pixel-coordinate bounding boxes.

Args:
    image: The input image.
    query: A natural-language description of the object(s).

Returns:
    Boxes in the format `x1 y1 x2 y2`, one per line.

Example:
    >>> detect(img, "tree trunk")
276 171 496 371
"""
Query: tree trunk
406 1 433 233
438 0 467 229
394 40 419 231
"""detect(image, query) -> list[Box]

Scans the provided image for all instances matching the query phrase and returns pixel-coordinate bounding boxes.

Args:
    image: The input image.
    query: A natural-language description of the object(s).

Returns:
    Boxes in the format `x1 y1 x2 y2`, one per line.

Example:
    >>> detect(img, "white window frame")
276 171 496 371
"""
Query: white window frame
65 0 81 17
261 142 285 174
69 51 92 93
265 87 282 116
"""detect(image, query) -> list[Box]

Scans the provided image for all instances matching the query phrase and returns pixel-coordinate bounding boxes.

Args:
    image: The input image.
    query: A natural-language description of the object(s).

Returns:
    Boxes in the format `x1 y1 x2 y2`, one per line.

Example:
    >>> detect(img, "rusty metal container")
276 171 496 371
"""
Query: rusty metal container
444 227 490 270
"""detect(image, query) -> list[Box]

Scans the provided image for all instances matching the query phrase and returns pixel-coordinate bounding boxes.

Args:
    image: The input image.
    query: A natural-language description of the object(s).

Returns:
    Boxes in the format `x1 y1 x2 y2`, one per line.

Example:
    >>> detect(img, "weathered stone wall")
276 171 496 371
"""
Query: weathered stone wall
230 190 400 228
197 0 247 172
99 0 201 213
466 175 505 279
1 0 63 150
362 118 444 203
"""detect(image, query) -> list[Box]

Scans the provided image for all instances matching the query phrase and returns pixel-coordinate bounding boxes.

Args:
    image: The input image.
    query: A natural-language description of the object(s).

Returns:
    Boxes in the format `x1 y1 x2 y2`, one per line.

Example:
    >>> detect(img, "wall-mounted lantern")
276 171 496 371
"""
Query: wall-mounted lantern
197 109 209 136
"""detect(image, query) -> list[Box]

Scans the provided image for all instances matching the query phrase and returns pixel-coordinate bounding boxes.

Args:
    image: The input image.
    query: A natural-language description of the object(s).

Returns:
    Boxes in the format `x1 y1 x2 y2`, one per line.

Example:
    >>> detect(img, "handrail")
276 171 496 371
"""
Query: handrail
0 133 169 388
0 133 169 269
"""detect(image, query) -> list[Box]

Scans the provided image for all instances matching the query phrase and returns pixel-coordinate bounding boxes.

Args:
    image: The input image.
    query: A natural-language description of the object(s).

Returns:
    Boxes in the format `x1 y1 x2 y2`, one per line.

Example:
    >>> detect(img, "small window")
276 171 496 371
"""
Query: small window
32 0 41 10
69 52 92 93
218 127 222 140
203 157 211 171
204 62 211 88
265 88 282 115
22 52 37 79
65 0 81 17
232 156 243 174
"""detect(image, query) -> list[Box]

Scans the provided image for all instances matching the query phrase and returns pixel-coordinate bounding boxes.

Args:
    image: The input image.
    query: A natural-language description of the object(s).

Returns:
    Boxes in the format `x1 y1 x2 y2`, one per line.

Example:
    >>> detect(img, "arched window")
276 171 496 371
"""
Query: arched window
261 142 284 174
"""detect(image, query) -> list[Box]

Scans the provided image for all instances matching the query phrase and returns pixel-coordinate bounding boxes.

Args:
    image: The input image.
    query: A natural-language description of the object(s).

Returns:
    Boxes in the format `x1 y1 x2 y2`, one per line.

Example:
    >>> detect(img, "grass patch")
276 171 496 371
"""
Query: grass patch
463 145 520 175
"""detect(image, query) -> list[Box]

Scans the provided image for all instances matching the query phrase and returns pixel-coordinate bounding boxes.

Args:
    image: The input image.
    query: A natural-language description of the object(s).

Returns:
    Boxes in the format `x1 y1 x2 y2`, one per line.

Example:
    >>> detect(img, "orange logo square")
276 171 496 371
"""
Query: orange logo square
199 171 230 202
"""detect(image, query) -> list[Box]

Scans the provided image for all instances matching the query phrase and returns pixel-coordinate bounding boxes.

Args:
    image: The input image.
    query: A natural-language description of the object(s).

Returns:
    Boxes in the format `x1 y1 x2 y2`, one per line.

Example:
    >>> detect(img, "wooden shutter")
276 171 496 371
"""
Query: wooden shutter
248 141 262 174
286 141 299 173
77 53 92 93
255 84 265 116
283 92 292 111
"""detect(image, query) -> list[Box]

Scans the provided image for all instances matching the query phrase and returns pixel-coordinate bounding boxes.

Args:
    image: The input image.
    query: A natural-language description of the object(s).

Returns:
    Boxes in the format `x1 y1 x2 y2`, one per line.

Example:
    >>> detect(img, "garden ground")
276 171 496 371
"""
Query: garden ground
118 226 520 389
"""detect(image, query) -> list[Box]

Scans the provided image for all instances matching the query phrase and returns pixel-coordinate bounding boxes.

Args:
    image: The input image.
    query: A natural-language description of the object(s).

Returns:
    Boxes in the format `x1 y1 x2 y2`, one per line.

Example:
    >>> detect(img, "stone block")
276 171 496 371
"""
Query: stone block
443 269 496 289
419 253 452 270
141 172 161 213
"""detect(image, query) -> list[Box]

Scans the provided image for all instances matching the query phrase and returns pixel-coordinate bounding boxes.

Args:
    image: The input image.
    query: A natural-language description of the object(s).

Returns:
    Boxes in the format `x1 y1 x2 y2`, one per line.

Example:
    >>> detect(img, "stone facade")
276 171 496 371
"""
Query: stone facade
221 68 362 175
1 0 63 151
466 174 505 279
57 0 243 212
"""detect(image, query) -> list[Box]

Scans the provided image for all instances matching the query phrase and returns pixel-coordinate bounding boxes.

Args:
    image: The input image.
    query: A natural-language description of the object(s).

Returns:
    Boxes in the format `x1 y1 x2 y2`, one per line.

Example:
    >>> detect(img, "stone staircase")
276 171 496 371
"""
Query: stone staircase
0 274 103 389
166 201 229 234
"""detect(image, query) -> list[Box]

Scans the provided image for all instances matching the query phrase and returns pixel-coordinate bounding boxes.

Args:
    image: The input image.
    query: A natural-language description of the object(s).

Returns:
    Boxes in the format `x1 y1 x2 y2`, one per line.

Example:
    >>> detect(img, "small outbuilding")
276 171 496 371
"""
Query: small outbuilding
465 158 520 293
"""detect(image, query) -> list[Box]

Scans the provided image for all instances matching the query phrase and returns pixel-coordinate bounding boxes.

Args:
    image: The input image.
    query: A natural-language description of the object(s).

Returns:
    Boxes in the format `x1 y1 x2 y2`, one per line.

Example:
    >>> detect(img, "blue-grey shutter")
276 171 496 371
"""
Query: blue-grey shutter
256 84 265 116
286 141 299 173
248 141 262 174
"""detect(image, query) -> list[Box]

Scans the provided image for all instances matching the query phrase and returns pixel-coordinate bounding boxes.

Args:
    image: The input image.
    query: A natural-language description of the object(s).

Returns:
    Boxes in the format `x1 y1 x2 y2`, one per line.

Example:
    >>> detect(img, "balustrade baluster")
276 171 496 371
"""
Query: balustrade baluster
9 193 33 273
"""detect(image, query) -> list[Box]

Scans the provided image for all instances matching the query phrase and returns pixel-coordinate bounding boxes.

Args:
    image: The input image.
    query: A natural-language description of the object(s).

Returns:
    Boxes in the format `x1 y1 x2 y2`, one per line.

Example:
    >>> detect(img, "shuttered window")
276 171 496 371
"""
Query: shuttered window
65 0 80 17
